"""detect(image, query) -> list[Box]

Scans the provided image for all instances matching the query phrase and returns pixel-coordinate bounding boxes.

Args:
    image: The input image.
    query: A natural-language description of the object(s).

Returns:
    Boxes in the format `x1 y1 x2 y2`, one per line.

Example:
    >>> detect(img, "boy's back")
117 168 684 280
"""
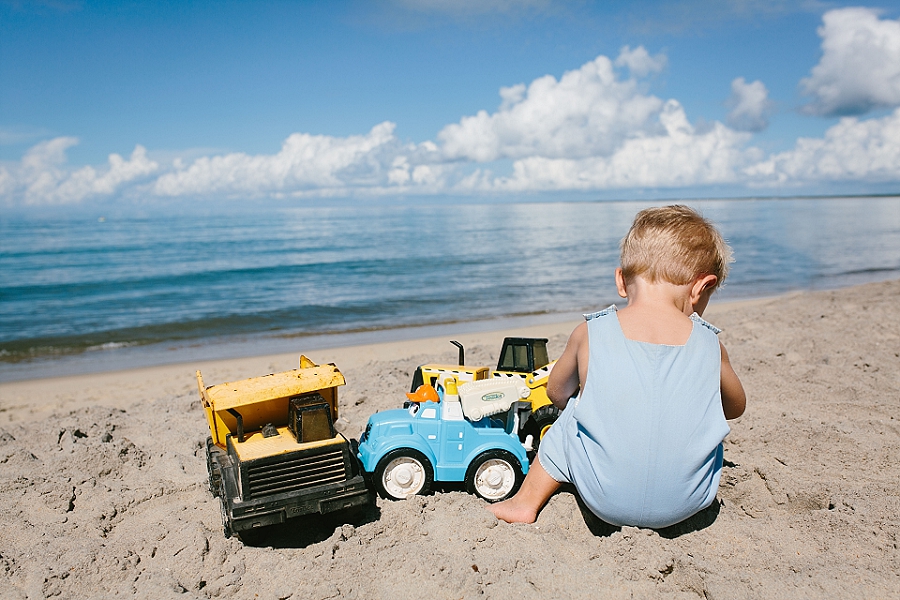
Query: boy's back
554 307 729 528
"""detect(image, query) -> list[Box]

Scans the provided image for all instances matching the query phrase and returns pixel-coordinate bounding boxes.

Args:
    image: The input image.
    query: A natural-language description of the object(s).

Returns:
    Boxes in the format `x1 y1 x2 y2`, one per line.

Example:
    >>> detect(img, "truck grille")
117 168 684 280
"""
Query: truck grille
245 447 347 499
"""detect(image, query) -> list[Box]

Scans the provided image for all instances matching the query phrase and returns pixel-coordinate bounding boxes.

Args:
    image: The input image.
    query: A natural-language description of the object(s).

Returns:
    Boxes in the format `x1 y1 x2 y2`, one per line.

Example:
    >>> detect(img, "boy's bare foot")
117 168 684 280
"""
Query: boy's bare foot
487 497 539 523
487 458 560 523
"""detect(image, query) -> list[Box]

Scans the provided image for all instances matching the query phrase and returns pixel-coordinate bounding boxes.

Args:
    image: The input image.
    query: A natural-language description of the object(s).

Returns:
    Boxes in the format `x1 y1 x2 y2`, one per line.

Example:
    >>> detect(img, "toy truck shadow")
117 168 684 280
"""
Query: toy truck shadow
357 376 532 503
234 502 382 549
198 356 374 540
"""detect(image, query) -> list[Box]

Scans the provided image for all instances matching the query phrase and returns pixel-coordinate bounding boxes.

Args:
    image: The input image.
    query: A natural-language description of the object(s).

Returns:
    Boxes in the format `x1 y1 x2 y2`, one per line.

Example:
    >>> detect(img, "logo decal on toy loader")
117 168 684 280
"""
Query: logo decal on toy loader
482 392 505 402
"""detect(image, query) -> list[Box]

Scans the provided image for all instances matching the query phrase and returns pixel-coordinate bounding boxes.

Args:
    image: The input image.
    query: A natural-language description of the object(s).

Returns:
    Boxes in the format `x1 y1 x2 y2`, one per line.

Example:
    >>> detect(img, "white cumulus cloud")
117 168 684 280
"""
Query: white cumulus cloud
481 100 753 191
614 45 668 77
8 30 900 206
1 137 158 205
801 7 900 116
437 48 667 162
726 77 774 132
744 107 900 184
153 122 404 198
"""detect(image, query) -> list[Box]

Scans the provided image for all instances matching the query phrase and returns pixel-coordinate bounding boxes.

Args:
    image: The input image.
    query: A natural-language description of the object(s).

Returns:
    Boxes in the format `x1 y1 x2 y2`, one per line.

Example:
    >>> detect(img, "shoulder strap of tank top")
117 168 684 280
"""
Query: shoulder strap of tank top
583 304 618 321
688 312 722 334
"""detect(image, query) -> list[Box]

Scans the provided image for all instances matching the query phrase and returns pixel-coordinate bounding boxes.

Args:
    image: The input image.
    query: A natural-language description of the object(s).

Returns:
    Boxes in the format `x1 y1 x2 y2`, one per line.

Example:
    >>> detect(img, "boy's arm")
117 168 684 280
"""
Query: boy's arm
720 342 746 420
547 322 587 410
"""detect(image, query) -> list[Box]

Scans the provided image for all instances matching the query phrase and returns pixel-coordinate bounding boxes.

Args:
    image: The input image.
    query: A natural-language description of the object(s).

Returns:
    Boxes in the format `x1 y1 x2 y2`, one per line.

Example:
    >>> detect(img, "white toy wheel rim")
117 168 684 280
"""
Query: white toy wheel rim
382 456 426 499
473 458 515 500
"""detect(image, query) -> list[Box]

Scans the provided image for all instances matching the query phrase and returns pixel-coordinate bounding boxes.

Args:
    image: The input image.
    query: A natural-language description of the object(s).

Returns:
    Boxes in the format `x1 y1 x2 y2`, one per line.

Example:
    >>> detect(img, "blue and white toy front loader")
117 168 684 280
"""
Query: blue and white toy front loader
357 377 531 502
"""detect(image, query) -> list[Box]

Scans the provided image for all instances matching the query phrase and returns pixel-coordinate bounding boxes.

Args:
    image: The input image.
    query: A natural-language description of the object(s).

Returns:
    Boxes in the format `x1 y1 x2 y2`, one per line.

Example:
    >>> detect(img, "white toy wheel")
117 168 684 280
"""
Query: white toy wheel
374 449 434 500
465 450 523 502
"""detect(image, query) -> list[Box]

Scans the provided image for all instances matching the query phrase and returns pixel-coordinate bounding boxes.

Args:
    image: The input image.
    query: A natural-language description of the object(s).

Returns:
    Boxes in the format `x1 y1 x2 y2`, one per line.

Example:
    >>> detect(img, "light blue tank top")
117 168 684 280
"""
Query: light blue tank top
569 306 730 528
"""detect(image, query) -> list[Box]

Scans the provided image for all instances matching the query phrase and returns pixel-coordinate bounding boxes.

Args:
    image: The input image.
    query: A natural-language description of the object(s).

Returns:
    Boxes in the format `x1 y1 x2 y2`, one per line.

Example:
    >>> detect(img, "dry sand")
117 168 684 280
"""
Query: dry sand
1 279 898 599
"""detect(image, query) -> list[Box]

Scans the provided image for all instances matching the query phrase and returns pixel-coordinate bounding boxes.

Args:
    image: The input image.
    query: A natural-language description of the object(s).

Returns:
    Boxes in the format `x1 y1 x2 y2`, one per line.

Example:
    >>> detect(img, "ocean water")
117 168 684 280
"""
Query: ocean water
1 196 899 381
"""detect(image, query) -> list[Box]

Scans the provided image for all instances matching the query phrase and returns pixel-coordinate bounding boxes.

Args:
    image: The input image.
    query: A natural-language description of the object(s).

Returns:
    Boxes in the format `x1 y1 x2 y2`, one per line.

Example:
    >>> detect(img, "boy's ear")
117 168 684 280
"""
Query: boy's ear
690 274 718 303
615 268 628 298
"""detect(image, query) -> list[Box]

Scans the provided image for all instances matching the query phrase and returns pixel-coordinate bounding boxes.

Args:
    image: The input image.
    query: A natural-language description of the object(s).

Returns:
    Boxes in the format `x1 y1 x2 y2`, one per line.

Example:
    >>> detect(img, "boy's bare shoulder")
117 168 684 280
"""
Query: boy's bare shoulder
569 320 588 344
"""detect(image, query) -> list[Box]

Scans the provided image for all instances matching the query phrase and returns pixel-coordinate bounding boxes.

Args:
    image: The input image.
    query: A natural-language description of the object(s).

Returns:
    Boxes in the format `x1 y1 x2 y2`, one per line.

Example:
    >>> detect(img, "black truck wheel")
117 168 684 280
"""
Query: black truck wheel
465 449 523 502
205 437 224 498
521 405 560 456
374 449 434 501
219 496 233 539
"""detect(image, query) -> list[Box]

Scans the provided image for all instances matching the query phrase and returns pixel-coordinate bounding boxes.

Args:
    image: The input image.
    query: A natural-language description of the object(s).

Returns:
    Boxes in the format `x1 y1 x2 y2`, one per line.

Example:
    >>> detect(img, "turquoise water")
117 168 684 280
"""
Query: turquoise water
1 197 898 380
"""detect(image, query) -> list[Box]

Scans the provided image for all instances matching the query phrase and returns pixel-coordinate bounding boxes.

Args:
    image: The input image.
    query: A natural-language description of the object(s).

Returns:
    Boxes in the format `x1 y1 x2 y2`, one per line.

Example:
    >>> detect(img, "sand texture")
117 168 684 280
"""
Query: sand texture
1 279 899 599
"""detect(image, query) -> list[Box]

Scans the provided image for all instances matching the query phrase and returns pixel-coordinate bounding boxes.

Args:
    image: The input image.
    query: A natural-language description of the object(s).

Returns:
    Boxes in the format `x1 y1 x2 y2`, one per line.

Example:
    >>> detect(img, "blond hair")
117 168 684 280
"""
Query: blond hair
620 205 732 288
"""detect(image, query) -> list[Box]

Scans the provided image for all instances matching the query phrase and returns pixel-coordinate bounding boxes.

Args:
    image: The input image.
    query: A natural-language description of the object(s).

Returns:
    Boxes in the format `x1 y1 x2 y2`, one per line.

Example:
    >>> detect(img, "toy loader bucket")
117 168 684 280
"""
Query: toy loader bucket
458 378 530 422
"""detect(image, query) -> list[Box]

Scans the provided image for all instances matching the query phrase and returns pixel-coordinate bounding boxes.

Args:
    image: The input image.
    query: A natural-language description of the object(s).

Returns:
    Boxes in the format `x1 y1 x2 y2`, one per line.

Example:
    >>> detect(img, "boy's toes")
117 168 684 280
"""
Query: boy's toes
487 499 537 524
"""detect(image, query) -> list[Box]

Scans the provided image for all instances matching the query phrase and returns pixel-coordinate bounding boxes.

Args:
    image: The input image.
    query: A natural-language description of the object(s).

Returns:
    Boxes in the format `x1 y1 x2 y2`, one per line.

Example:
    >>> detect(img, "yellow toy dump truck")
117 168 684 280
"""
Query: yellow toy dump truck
408 338 559 454
197 356 373 538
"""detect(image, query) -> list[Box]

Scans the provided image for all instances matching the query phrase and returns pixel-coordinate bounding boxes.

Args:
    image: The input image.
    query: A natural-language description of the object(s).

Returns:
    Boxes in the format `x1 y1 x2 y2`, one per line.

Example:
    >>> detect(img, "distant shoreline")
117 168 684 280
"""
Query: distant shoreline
4 192 899 217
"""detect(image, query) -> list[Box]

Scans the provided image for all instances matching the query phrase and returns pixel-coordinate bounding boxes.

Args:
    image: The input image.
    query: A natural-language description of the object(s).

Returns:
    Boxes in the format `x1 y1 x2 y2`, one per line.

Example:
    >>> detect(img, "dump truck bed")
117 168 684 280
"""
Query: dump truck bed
204 364 345 411
198 357 346 448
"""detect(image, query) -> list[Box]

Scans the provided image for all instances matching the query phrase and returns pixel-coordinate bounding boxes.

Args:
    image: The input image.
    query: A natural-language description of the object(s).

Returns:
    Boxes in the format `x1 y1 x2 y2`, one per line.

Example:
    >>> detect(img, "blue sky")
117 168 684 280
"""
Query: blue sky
2 0 900 206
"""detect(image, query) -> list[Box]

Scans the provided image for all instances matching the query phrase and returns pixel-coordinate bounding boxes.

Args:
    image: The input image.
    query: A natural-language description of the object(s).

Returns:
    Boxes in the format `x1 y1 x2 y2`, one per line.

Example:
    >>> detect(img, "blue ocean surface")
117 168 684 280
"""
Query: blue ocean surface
1 196 899 381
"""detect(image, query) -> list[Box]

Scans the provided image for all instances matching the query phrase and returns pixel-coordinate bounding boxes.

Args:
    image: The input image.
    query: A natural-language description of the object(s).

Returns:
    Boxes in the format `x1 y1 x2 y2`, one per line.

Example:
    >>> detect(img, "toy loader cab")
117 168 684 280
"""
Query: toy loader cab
496 337 550 374
198 356 373 538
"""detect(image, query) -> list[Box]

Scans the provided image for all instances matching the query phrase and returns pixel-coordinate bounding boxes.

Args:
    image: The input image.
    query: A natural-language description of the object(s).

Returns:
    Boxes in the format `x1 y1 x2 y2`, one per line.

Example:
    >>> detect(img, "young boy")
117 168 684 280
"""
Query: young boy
490 205 746 528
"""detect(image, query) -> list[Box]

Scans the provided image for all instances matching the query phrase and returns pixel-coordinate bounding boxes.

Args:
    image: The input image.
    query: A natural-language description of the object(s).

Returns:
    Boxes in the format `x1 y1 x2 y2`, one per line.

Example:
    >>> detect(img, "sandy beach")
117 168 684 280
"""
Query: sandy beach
1 279 898 599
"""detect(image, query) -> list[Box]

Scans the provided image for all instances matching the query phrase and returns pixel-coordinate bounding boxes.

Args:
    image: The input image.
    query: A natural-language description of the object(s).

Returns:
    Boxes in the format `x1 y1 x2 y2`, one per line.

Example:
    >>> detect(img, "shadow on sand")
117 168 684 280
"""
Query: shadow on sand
567 485 722 539
236 503 382 549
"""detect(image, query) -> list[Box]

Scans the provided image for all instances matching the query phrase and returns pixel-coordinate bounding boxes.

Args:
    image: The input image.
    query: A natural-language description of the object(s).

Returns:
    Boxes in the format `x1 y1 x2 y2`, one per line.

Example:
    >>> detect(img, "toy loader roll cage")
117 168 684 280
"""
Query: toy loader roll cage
496 337 550 374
